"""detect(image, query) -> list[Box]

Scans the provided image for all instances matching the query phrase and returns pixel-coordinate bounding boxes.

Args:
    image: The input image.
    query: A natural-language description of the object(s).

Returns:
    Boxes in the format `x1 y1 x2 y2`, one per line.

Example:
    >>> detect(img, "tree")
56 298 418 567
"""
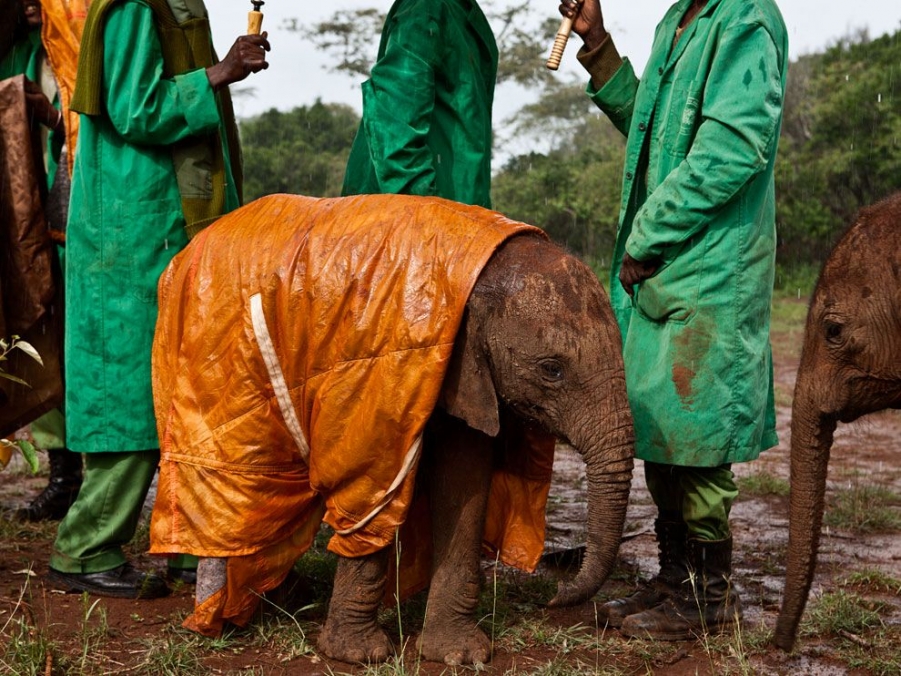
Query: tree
239 101 360 200
288 2 559 88
493 116 625 270
776 28 901 265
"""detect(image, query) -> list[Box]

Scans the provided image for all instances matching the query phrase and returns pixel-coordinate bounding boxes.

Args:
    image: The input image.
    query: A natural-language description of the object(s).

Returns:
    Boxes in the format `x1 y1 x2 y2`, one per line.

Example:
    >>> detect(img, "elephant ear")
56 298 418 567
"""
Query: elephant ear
440 308 501 437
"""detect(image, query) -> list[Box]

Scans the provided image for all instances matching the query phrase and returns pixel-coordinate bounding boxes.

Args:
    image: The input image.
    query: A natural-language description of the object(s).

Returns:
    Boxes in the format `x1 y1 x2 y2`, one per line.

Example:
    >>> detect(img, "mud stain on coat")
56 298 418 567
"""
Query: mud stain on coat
670 318 714 409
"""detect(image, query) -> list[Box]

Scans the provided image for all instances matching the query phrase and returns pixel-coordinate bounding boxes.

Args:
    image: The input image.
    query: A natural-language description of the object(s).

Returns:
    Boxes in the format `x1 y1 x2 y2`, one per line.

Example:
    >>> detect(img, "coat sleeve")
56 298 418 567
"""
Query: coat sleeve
585 56 638 138
358 7 443 196
626 20 785 261
101 1 220 146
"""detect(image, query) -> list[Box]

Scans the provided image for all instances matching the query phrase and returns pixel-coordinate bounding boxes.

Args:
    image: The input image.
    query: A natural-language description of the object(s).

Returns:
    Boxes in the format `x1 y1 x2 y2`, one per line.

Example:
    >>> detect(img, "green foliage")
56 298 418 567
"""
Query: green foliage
493 115 625 264
0 336 43 473
284 8 385 80
777 29 901 265
289 2 557 89
0 335 42 386
239 101 360 200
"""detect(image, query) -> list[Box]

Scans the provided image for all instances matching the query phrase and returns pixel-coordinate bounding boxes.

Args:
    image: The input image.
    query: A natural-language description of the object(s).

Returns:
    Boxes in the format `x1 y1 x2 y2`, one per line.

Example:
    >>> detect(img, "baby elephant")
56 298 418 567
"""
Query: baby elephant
775 191 901 651
149 194 634 665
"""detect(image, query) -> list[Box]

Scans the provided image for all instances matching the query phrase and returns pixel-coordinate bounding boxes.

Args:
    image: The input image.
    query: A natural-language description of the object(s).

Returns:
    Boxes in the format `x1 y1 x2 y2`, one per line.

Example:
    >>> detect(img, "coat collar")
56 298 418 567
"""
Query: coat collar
662 0 721 67
464 0 498 64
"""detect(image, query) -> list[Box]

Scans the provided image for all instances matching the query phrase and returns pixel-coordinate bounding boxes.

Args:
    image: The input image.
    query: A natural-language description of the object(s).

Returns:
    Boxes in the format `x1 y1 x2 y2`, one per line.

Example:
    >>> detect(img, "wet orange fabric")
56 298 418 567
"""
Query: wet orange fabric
149 194 557 635
40 0 89 175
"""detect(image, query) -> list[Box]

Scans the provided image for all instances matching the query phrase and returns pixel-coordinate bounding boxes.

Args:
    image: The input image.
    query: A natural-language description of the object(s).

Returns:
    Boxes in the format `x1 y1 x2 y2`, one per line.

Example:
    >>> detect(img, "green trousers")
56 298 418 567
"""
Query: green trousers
31 408 66 450
50 450 196 573
644 461 738 541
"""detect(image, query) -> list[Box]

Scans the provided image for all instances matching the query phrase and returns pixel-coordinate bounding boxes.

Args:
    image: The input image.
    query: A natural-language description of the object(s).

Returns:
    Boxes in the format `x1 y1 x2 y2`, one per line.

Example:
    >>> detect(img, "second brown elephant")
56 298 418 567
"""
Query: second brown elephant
149 194 635 665
775 191 901 651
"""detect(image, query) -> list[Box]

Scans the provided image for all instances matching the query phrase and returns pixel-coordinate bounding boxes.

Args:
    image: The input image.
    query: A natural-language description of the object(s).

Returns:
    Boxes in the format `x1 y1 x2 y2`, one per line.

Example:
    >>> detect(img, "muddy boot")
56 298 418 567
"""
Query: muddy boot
15 449 83 521
601 518 688 628
620 536 742 641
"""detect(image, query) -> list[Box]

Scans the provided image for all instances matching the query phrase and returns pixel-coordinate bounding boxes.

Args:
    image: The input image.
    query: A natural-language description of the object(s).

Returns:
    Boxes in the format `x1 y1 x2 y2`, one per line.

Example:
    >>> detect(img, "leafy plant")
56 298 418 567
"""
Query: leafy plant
0 336 43 473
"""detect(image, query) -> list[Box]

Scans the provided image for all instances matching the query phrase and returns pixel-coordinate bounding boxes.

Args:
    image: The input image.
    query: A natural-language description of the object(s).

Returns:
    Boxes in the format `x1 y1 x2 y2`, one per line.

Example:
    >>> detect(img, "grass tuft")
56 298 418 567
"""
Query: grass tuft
803 589 887 636
824 483 901 533
737 471 790 497
840 568 901 595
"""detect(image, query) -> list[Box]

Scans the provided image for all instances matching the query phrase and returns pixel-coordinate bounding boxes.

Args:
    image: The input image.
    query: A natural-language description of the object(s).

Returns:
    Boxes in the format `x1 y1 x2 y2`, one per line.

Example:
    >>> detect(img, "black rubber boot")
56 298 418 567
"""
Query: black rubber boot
601 518 688 628
620 536 742 640
15 448 83 521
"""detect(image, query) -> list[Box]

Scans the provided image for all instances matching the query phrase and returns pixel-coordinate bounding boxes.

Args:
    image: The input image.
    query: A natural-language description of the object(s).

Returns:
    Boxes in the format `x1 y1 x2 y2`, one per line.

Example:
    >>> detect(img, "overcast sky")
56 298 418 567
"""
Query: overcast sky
211 0 901 119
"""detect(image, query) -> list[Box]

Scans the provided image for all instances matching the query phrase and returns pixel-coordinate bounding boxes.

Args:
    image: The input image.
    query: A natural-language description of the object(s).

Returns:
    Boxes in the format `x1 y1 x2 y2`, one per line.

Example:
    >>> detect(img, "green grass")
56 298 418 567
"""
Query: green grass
803 590 887 636
839 627 901 676
841 569 901 595
824 483 901 533
134 633 205 675
0 616 55 676
737 470 790 497
802 590 901 676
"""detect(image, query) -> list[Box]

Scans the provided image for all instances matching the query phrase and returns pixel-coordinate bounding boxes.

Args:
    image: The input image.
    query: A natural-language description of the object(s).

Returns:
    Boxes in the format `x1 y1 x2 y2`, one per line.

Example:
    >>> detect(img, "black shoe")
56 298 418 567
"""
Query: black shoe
620 537 742 641
602 518 688 628
47 563 171 599
14 449 83 522
166 568 197 585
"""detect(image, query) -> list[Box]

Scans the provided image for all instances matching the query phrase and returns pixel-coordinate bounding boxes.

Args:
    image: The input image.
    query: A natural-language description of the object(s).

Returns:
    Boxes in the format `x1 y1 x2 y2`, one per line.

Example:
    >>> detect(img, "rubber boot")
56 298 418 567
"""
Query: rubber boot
601 518 688 628
15 448 83 521
620 536 742 640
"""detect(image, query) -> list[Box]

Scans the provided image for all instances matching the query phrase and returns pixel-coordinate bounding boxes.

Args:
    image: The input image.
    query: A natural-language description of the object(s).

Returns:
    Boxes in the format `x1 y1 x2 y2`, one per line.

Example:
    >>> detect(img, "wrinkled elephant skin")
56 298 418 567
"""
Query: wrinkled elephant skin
775 192 901 651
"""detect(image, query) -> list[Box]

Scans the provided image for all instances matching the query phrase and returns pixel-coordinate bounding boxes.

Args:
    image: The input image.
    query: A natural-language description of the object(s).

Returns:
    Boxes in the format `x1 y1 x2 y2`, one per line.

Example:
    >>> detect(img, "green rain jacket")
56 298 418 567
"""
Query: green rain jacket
342 0 497 207
64 0 239 452
587 0 787 466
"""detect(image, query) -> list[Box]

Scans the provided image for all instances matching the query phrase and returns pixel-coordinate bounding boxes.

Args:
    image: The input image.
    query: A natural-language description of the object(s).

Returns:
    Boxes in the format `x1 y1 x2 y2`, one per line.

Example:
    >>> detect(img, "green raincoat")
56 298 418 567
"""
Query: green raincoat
342 0 497 207
588 0 787 466
64 0 239 452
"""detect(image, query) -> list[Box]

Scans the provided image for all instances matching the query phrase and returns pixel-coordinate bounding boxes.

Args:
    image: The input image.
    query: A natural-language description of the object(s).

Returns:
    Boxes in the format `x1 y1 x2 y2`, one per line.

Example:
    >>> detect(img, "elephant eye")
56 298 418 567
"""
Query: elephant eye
539 359 565 382
824 320 844 344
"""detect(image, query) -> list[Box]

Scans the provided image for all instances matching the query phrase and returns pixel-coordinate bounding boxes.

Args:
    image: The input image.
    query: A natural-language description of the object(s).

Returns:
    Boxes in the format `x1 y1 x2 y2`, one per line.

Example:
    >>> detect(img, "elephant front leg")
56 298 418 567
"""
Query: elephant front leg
317 548 393 663
419 411 494 665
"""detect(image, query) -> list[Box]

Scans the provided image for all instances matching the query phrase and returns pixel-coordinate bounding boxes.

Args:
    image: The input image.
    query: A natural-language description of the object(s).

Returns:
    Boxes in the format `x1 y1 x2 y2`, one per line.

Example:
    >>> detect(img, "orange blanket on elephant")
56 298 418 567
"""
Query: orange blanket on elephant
149 194 557 635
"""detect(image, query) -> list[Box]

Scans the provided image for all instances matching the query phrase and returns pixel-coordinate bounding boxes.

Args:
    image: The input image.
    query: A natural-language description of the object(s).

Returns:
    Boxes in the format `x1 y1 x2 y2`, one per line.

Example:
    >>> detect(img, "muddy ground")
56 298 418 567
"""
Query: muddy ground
1 297 899 675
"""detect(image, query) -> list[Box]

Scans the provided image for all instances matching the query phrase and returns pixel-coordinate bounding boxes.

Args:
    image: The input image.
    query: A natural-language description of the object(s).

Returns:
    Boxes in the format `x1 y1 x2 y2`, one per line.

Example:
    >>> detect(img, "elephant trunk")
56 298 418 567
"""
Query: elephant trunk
774 375 837 652
548 374 634 607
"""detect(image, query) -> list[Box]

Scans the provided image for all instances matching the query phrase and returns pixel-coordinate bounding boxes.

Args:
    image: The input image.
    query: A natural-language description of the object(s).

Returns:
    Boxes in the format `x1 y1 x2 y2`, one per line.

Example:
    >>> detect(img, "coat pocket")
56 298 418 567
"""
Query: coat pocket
661 77 702 157
633 237 703 323
112 201 186 304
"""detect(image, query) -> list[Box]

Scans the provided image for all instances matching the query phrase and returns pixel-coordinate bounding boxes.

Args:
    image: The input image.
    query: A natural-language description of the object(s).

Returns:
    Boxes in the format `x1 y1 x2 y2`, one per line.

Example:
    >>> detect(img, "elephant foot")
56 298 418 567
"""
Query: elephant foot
319 549 392 663
317 619 393 664
418 620 491 666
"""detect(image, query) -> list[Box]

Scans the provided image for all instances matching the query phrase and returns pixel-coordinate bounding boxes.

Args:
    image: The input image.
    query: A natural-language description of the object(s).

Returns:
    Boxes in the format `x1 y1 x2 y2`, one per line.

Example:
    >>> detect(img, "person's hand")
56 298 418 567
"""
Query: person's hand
618 252 661 297
206 32 270 90
558 0 608 52
23 79 63 132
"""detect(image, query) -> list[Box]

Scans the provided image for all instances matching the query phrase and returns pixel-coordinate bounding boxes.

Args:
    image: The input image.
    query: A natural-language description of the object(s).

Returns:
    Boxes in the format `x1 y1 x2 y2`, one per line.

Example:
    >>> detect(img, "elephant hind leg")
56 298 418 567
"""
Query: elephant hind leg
317 548 393 663
418 411 494 665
